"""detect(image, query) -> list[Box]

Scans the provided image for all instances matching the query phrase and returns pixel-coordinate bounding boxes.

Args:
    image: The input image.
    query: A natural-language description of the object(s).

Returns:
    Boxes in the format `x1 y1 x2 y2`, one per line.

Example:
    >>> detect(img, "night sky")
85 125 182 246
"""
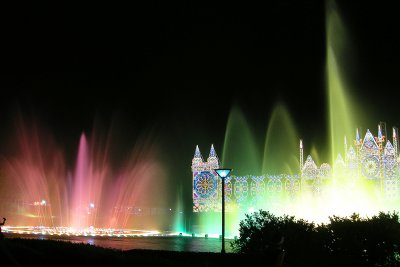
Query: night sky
1 1 400 208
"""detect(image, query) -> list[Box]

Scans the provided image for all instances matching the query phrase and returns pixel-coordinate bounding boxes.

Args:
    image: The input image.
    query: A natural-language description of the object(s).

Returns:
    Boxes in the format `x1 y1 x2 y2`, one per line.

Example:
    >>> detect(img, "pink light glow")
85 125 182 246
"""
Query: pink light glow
0 120 167 230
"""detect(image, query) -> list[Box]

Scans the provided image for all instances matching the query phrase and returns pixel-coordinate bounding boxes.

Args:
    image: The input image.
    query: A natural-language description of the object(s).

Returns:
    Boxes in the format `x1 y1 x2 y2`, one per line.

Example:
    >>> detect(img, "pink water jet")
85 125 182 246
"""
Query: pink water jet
0 122 167 230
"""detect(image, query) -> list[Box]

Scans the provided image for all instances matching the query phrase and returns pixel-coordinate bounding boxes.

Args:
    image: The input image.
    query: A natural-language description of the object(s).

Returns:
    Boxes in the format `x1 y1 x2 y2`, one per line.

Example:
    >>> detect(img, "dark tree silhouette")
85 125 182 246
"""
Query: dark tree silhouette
232 210 400 266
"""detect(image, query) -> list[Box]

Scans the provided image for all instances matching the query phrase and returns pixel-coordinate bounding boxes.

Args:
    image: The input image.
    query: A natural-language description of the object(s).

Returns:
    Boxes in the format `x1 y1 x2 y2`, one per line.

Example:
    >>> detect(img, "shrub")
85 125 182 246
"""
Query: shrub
326 212 400 266
232 210 400 266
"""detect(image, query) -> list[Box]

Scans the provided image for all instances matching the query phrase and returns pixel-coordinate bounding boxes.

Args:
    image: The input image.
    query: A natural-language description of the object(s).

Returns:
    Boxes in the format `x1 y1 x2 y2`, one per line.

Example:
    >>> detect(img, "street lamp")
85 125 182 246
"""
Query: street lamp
215 168 232 254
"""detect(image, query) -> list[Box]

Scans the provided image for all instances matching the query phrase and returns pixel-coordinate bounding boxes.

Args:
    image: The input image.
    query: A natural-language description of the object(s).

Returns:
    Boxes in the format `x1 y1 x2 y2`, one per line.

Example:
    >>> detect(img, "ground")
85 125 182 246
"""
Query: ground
0 238 278 267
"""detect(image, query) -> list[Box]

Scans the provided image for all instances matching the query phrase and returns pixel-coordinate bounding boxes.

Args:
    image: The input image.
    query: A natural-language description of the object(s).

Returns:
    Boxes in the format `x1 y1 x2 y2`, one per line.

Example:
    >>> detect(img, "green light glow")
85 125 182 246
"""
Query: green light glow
263 103 299 175
185 1 400 237
326 0 366 162
222 106 260 176
173 185 185 233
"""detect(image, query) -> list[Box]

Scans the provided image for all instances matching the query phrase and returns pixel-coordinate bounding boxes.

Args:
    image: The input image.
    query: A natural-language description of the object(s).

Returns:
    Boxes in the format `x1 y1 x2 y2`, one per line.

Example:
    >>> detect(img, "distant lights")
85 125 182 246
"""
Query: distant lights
4 226 161 238
34 200 47 206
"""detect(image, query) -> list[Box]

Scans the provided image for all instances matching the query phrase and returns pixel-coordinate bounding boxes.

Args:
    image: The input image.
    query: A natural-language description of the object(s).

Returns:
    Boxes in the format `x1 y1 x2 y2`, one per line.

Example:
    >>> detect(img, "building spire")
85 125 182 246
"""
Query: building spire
361 129 379 152
355 128 362 149
393 127 398 157
300 139 304 173
209 144 217 158
193 145 203 160
192 145 205 172
378 124 383 140
207 144 220 170
376 125 384 150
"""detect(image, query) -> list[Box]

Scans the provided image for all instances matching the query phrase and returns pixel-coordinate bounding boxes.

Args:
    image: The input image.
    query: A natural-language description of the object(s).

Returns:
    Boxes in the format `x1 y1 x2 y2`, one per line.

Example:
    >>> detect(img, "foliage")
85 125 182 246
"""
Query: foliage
326 212 400 266
232 210 400 266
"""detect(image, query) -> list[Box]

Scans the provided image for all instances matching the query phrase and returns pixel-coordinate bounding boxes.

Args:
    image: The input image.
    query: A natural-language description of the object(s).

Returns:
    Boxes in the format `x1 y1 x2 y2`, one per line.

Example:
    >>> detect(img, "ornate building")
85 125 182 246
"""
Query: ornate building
192 125 400 212
191 145 222 212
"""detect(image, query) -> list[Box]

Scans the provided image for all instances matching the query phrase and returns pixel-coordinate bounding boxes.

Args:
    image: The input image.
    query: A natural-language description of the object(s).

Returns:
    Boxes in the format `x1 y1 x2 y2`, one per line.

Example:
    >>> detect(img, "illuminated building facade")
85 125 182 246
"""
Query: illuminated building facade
192 125 400 212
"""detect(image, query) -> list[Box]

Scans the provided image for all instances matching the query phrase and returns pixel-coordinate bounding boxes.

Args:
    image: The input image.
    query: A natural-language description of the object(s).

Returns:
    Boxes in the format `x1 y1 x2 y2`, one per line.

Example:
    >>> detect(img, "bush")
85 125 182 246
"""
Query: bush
232 210 400 266
326 212 400 266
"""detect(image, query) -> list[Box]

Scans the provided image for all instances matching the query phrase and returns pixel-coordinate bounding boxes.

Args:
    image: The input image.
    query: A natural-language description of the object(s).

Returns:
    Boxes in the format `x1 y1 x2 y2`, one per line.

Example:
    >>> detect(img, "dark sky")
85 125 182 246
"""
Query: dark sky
1 1 400 206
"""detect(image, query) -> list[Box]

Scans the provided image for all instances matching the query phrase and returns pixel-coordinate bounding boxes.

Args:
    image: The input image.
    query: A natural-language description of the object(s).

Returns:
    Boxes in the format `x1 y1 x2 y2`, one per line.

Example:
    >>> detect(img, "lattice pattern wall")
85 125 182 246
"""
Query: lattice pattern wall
192 127 400 212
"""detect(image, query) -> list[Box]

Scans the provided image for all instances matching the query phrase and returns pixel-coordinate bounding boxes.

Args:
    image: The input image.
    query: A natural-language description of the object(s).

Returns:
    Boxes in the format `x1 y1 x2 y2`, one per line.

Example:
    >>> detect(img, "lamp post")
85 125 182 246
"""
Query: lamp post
215 168 232 254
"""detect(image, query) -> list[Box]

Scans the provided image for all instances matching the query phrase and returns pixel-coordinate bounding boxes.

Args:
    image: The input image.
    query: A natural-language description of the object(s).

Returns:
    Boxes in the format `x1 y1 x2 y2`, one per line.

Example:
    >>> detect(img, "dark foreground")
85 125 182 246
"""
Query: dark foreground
0 238 279 266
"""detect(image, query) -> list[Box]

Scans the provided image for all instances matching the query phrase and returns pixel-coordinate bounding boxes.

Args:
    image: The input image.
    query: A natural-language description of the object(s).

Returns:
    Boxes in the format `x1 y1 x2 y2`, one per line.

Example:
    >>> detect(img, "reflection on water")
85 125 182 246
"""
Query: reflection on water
5 233 234 253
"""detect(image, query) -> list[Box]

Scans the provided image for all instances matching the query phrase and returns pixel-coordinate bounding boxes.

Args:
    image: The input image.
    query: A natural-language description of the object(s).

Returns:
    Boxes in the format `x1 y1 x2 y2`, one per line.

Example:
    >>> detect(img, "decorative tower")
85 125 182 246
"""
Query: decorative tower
376 124 385 151
360 129 380 180
206 144 220 170
346 146 358 178
377 125 384 182
191 145 204 172
379 121 387 144
383 140 398 198
300 139 304 175
355 128 362 148
393 127 398 158
302 155 318 179
192 145 220 212
355 128 362 177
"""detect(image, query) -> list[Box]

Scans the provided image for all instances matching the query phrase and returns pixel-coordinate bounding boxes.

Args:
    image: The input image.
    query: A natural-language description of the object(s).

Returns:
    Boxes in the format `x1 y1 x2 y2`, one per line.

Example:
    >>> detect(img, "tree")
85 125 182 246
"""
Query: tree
232 210 400 266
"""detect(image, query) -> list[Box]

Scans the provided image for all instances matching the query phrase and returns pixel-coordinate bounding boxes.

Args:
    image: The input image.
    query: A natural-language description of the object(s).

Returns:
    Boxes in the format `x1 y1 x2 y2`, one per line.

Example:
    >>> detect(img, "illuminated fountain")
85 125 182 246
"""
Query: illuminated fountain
0 122 169 236
1 1 398 241
190 1 400 237
192 125 400 236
